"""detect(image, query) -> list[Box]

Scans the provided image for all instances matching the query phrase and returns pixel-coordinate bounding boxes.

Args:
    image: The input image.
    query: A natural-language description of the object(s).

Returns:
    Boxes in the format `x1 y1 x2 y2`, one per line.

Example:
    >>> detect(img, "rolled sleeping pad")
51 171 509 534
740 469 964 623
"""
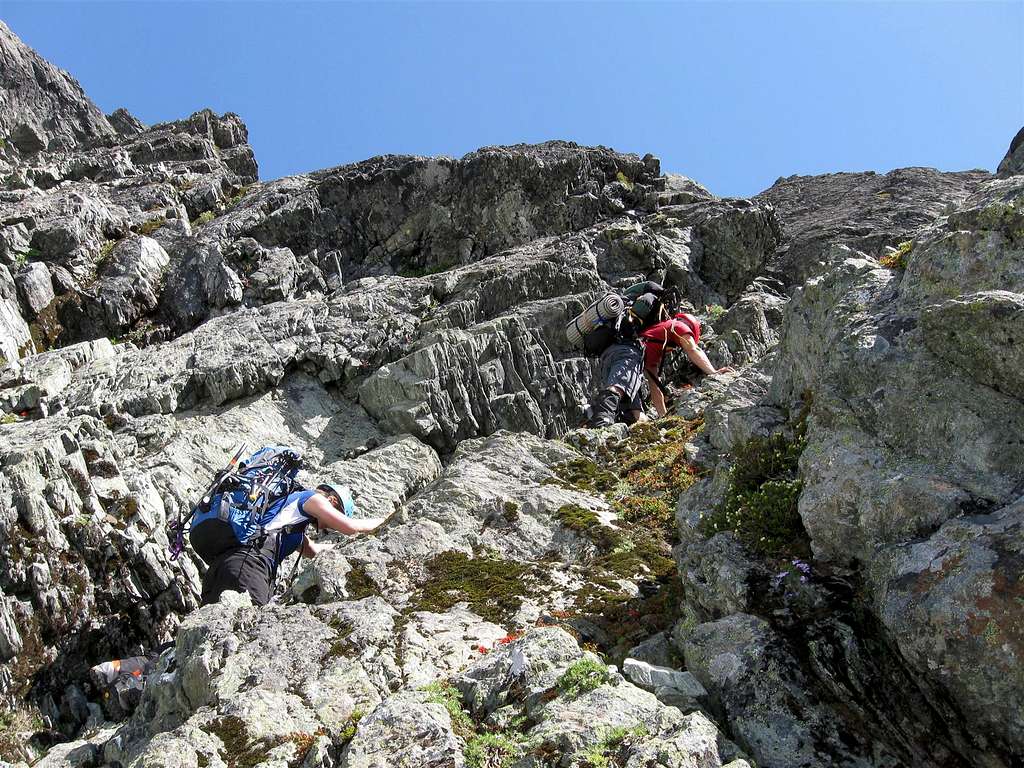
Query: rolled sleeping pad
566 293 625 347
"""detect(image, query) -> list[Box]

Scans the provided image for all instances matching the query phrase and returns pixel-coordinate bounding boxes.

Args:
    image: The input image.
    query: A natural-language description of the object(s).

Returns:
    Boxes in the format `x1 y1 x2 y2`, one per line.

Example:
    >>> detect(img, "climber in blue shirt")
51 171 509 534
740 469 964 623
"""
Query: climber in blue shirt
200 482 388 606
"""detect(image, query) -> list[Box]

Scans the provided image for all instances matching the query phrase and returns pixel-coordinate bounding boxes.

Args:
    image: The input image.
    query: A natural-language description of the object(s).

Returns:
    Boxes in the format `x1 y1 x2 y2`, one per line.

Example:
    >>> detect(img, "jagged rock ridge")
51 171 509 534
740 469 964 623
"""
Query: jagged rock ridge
0 18 1022 768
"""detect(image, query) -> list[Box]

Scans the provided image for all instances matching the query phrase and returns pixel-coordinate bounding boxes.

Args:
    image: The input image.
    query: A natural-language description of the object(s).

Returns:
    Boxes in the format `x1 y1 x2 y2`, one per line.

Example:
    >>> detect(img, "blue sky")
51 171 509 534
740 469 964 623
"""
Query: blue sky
5 1 1022 197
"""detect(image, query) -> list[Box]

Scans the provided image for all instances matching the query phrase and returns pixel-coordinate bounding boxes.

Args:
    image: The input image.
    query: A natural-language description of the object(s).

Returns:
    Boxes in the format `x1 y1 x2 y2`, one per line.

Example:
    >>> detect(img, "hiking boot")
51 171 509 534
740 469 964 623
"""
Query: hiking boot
587 389 621 428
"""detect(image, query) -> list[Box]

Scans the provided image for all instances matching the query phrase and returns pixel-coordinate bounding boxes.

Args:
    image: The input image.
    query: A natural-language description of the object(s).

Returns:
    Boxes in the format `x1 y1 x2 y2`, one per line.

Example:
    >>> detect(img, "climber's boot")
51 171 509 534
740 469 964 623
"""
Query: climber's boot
587 389 622 428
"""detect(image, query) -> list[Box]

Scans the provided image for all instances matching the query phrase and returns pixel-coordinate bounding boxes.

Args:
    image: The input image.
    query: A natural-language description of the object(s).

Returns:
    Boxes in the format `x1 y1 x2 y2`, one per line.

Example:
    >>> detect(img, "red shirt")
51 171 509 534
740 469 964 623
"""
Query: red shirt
640 314 701 371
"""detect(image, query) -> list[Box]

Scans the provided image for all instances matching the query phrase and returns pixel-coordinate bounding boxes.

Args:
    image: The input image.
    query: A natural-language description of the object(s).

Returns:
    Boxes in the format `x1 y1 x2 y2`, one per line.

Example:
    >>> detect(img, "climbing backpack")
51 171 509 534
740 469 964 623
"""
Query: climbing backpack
566 282 681 358
620 282 680 336
89 654 158 720
566 293 625 355
168 445 304 566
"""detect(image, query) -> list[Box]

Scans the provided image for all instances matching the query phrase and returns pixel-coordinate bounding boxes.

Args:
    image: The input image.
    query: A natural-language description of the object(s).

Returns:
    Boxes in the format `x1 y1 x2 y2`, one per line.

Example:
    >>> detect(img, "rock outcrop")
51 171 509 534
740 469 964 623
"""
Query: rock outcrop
0 18 1021 768
0 21 114 155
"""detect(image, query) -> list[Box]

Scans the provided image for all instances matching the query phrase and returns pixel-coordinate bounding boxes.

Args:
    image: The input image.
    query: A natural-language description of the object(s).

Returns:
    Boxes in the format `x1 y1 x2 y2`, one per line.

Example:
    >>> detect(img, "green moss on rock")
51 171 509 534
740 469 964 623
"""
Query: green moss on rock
555 504 621 550
346 562 377 600
416 551 539 625
206 715 285 768
545 457 619 494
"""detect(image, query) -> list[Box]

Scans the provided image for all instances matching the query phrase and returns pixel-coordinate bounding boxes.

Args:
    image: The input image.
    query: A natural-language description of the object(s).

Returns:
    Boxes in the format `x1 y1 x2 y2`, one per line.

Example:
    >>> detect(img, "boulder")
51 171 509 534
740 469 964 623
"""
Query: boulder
870 496 1024 759
15 261 54 318
680 613 900 768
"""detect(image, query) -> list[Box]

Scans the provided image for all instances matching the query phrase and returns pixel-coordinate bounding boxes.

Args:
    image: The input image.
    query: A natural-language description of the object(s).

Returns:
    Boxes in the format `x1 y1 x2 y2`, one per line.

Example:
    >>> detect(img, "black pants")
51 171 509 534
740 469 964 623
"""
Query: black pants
200 546 275 606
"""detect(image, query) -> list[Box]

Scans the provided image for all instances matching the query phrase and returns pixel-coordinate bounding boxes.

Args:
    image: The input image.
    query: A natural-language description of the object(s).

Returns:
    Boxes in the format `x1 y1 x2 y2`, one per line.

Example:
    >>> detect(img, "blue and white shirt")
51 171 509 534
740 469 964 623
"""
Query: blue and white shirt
264 490 317 562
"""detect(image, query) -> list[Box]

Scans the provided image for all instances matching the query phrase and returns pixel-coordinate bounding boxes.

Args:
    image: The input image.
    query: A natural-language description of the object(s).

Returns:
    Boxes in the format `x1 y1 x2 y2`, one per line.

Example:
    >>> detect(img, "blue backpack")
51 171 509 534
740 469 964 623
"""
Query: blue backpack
182 445 304 566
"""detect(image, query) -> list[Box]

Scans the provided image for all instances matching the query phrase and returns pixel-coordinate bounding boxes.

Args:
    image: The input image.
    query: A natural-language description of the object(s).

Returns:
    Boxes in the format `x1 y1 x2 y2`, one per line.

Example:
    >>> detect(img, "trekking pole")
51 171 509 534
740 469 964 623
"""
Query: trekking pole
247 453 297 516
280 549 304 603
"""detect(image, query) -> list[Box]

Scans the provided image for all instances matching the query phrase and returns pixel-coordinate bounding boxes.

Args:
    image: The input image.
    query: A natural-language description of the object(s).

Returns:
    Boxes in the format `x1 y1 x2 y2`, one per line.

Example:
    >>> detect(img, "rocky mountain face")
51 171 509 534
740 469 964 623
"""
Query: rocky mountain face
1 19 1022 768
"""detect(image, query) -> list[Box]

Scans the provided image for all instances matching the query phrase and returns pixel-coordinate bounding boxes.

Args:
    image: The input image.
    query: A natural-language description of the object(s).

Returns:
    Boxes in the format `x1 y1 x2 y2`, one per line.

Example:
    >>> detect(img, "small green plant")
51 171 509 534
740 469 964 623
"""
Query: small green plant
226 185 252 208
503 500 520 522
0 413 18 425
136 217 167 236
464 732 523 768
579 725 649 768
193 210 216 226
698 411 809 556
423 682 475 740
99 239 117 260
556 658 610 699
338 709 365 745
705 303 726 322
13 247 40 266
879 240 913 270
614 170 634 191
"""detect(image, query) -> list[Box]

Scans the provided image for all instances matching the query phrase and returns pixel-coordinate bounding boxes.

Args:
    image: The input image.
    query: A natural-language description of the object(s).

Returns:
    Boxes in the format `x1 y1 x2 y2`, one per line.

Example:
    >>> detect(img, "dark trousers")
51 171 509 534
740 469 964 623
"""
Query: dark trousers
200 546 275 606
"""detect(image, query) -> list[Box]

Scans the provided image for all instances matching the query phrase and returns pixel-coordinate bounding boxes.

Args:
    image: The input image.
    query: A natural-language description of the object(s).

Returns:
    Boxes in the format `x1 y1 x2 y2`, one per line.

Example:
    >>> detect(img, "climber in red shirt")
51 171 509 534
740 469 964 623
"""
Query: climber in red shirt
639 313 734 417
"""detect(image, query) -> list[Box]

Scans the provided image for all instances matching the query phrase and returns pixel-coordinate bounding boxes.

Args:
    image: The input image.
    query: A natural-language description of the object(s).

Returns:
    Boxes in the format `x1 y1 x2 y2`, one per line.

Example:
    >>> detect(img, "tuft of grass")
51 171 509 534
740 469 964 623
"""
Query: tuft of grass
503 500 520 522
226 185 252 208
193 210 216 227
556 658 610 699
879 240 913 270
13 247 40 266
614 170 635 191
465 732 523 768
136 217 167 236
423 682 476 741
96 238 118 270
579 724 648 768
338 709 364 746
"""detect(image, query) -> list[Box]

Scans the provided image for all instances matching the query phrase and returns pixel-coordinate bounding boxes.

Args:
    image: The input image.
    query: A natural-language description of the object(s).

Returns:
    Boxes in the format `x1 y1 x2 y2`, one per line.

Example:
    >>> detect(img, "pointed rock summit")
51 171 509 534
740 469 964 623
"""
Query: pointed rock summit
0 20 115 154
997 125 1024 177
